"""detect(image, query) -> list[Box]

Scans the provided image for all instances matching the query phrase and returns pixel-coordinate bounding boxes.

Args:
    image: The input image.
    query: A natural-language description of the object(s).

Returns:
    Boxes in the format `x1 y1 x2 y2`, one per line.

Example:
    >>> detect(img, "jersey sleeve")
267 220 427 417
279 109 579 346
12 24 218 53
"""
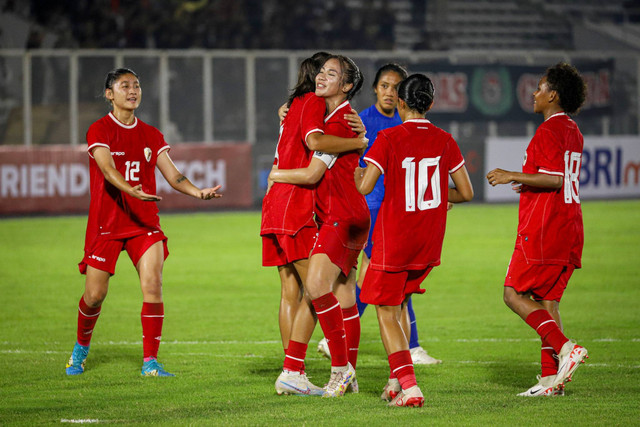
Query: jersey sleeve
152 126 170 156
363 130 390 174
533 127 564 176
86 120 110 157
301 95 326 146
446 136 465 173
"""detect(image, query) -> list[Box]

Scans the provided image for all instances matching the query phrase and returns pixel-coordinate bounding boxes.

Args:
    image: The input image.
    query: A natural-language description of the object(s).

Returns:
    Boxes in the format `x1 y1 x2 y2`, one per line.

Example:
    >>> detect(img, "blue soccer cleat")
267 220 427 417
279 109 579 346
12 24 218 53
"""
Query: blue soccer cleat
141 358 175 377
65 343 90 376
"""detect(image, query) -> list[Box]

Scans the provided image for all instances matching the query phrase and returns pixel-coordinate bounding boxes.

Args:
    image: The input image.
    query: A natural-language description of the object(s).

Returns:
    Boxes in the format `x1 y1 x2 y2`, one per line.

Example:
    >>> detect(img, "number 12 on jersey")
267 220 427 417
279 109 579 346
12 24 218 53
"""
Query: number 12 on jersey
125 161 140 182
402 156 442 212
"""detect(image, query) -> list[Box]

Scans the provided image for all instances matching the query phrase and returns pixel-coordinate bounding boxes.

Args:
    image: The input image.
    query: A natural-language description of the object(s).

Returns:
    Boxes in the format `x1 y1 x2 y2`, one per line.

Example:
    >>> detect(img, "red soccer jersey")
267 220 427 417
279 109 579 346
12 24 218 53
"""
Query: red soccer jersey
84 112 169 250
260 93 325 235
313 100 369 249
364 119 465 271
517 112 584 267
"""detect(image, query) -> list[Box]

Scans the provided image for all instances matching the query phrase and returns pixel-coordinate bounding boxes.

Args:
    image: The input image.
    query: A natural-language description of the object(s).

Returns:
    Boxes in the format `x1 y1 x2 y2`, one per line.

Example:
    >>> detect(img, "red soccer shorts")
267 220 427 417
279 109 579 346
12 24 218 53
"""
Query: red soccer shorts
311 223 363 276
79 230 169 275
504 246 575 302
262 226 317 267
360 267 431 306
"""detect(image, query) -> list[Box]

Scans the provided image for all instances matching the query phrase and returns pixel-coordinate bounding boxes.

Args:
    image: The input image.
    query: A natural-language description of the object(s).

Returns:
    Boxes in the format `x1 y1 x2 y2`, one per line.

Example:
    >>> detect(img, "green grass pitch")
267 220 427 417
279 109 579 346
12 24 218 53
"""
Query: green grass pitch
0 200 638 425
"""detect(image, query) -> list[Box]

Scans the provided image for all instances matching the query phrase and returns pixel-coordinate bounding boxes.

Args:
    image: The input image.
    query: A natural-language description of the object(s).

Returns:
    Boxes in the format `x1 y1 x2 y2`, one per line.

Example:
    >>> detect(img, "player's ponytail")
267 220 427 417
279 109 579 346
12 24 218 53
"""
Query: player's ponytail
398 74 434 115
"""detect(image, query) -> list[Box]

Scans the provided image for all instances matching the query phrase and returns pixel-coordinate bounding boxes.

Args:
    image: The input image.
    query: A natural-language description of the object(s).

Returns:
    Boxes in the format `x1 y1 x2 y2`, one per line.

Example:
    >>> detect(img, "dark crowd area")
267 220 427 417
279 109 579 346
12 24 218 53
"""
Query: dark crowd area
10 0 397 50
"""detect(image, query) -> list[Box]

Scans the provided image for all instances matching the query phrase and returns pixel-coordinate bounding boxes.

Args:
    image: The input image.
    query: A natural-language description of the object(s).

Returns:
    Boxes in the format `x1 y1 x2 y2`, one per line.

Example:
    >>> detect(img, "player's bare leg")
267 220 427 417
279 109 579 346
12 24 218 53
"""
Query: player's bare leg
83 266 110 307
376 304 407 355
277 262 305 350
136 241 173 377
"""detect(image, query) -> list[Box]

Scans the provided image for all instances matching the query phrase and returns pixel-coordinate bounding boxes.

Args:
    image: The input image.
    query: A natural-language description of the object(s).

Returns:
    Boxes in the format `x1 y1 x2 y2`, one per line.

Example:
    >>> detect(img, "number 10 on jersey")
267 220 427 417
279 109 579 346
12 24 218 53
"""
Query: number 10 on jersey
402 156 442 212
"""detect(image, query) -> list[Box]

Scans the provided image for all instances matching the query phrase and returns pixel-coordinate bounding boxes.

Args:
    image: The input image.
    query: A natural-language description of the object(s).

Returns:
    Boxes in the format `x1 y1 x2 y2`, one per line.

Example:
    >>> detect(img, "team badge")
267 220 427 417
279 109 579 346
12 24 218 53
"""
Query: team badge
144 147 152 162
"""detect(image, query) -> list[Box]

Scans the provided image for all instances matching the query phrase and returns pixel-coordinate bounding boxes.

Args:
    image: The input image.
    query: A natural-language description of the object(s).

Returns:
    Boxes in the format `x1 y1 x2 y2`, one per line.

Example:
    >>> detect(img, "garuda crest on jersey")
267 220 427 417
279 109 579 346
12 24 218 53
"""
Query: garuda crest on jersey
144 147 152 162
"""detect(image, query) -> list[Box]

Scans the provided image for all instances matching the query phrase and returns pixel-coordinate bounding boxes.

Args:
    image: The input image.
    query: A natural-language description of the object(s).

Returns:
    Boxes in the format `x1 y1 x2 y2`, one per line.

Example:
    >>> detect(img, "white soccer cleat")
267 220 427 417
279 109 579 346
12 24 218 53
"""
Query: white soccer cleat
410 346 442 365
517 375 564 397
275 370 324 396
380 378 401 401
554 340 588 389
317 338 331 359
322 363 356 397
388 385 425 407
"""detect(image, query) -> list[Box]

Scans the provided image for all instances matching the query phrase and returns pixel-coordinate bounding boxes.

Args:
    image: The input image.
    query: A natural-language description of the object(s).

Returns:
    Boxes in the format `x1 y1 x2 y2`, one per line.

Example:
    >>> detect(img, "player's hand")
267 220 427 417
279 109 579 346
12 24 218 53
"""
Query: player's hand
511 182 522 193
200 185 222 200
447 202 454 211
129 184 162 201
345 108 365 134
278 103 289 124
356 132 368 155
486 168 513 186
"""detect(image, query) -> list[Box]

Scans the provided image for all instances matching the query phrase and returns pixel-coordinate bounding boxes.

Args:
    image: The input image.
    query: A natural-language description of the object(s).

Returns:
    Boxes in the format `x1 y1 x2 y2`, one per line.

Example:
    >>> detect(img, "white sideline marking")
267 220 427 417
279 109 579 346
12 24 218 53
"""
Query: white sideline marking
60 420 100 424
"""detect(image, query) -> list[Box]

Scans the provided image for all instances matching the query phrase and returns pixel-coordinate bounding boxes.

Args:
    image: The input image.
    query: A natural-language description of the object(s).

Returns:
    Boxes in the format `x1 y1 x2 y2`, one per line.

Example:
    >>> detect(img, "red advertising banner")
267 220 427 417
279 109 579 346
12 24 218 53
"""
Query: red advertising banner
0 144 253 215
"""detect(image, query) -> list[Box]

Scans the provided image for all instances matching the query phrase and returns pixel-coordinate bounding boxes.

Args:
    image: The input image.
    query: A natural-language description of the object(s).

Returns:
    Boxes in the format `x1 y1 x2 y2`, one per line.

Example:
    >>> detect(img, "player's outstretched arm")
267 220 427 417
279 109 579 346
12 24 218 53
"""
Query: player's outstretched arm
355 161 381 195
486 168 562 189
449 166 474 203
269 157 327 185
306 132 368 155
156 151 222 200
92 146 161 201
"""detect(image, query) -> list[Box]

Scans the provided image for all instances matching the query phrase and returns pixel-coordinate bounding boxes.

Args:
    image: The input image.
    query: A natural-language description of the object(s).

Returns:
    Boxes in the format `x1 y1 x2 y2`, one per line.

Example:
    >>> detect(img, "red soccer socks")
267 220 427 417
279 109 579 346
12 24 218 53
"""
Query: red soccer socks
525 309 569 354
141 302 164 361
312 293 348 367
388 350 417 390
76 296 101 346
342 305 361 369
283 340 307 373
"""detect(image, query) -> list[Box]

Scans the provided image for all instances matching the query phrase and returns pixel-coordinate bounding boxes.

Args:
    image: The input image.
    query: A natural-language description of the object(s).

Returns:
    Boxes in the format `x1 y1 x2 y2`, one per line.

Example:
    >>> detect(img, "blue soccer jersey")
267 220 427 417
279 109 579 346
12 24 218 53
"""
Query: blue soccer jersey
359 104 402 209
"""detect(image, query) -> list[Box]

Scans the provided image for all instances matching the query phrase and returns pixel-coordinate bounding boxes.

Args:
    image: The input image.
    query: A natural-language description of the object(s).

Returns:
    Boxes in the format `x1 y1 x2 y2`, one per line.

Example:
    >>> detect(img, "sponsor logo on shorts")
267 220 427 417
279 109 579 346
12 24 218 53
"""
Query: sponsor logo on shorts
89 255 106 263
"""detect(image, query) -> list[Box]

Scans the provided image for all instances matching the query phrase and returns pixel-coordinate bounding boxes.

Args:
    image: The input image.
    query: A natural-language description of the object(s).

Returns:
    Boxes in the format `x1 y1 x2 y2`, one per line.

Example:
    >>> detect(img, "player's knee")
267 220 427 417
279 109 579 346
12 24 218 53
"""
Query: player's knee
503 287 516 308
84 290 107 307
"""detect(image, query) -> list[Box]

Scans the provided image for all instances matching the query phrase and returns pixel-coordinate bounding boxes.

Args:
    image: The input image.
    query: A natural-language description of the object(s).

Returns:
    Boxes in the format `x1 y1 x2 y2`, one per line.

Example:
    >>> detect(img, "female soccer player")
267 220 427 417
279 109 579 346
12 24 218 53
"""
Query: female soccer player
261 53 367 395
486 62 588 396
269 55 368 397
355 74 473 407
317 63 441 365
65 68 221 377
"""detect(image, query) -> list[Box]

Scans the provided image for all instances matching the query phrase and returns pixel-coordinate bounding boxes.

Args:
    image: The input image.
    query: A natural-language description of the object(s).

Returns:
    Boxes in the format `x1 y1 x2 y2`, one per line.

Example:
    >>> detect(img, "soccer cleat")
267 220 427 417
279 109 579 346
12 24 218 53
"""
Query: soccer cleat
410 346 442 365
517 375 564 397
380 378 401 401
554 341 588 389
322 363 356 397
141 358 175 377
275 370 324 396
347 378 359 393
317 338 331 359
65 342 90 376
388 385 425 407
